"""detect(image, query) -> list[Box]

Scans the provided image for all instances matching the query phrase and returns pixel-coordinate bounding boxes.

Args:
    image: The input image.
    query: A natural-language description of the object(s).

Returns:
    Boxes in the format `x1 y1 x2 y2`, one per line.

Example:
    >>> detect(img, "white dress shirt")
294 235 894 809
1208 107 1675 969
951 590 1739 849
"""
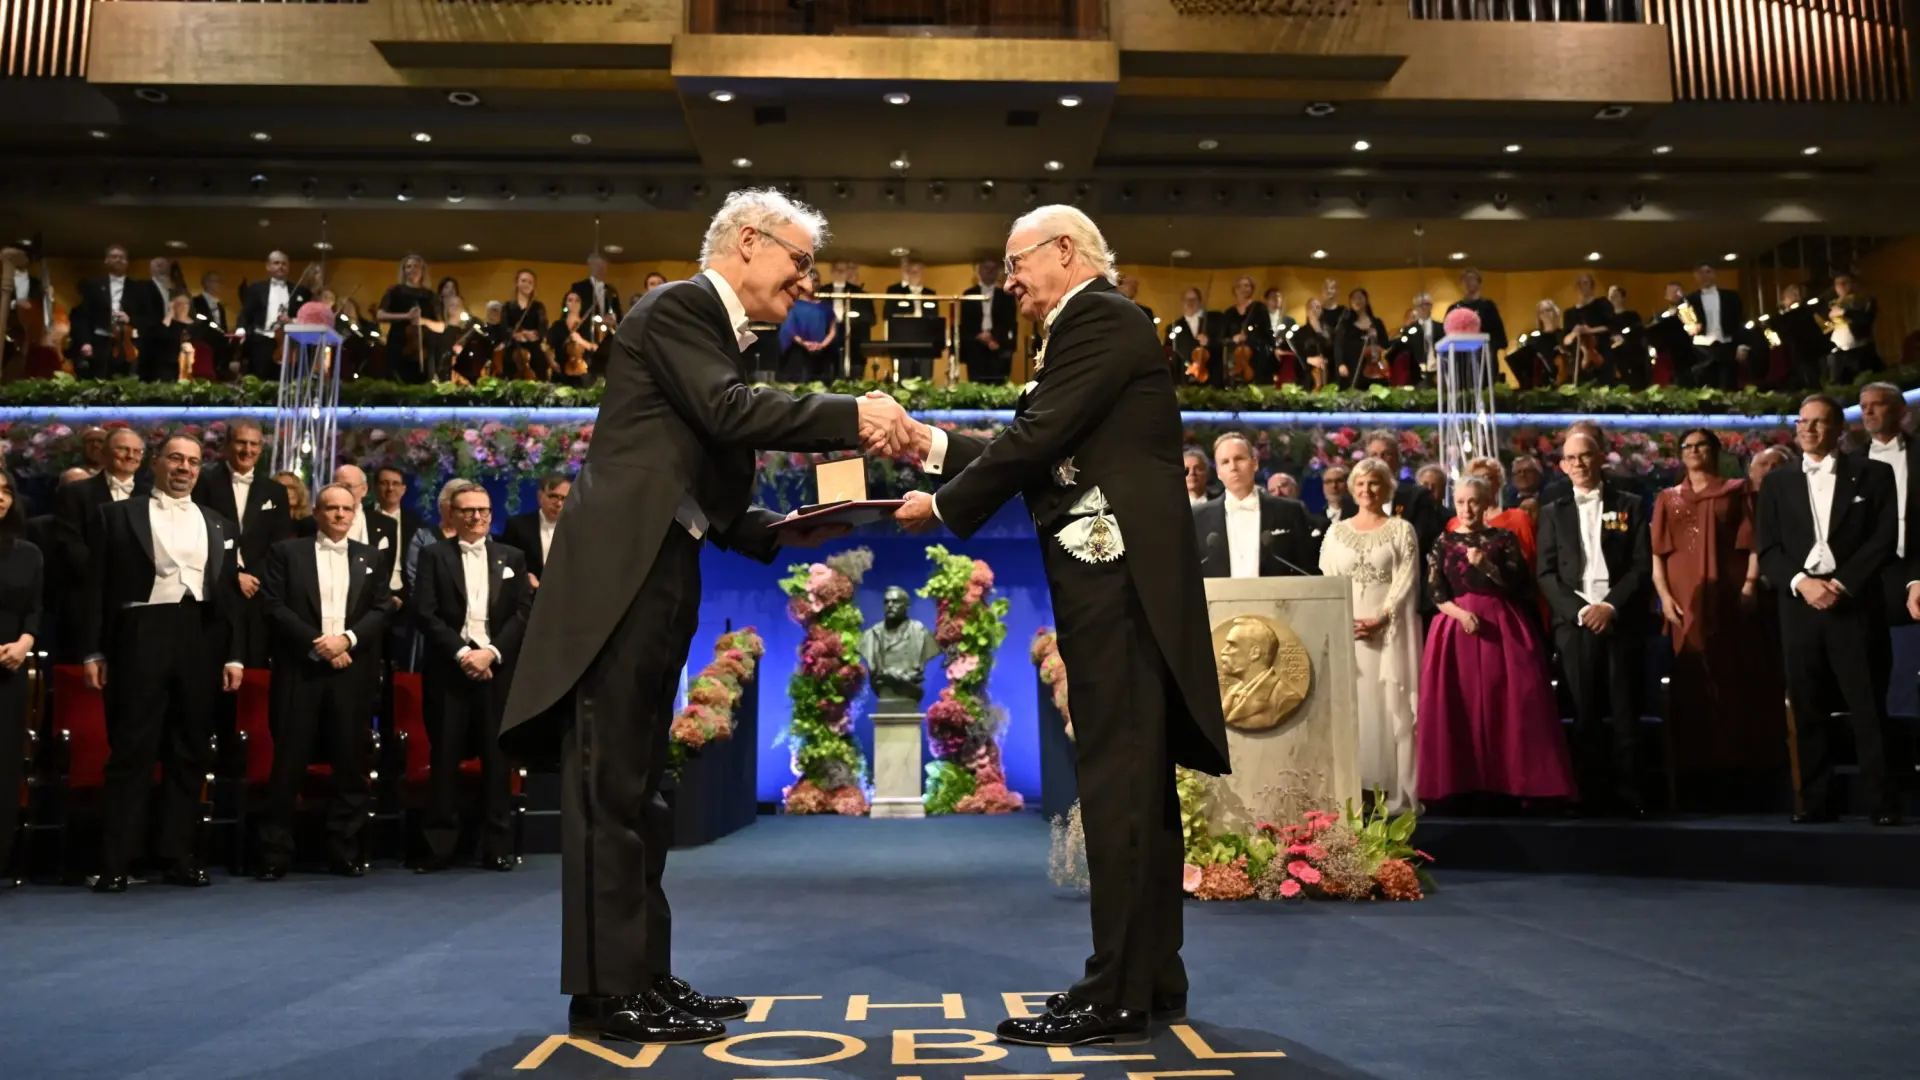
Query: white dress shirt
1870 436 1907 559
346 506 370 546
1184 311 1203 338
377 506 405 589
979 285 996 335
591 278 606 311
1189 492 1209 508
1573 488 1612 615
146 492 210 605
267 279 290 327
1327 503 1345 524
106 474 136 501
314 536 356 647
11 270 29 303
154 278 172 308
1269 311 1286 339
701 268 756 352
539 514 557 565
1699 286 1725 342
1224 490 1262 578
229 467 254 526
1791 454 1840 594
108 274 125 312
455 539 499 661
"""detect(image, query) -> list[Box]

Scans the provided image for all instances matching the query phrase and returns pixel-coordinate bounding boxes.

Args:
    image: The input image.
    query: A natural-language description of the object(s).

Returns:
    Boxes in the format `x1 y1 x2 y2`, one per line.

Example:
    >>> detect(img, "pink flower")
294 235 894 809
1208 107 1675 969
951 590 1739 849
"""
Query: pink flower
1288 861 1322 885
1278 878 1302 898
1305 844 1327 861
946 655 978 682
1182 864 1203 893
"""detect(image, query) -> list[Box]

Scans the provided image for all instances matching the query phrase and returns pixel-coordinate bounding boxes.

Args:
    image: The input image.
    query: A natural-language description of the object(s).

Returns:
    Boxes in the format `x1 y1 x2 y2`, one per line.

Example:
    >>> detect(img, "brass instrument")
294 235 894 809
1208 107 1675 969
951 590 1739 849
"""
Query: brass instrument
1677 301 1702 339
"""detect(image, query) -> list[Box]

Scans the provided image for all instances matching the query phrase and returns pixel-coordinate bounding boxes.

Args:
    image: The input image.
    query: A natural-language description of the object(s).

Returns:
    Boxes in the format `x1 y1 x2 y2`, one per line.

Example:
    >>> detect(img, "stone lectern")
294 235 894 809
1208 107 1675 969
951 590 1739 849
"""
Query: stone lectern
859 586 939 819
1202 576 1361 832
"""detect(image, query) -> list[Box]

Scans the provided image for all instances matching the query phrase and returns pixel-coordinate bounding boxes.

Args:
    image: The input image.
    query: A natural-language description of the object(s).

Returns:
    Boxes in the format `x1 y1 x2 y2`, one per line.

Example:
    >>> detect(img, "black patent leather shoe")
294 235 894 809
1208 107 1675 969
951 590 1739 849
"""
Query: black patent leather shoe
481 855 515 873
1046 991 1185 1022
255 865 289 882
161 865 212 888
330 860 370 878
655 974 749 1020
90 874 130 894
997 995 1147 1046
1874 812 1905 827
1791 810 1839 825
568 991 725 1045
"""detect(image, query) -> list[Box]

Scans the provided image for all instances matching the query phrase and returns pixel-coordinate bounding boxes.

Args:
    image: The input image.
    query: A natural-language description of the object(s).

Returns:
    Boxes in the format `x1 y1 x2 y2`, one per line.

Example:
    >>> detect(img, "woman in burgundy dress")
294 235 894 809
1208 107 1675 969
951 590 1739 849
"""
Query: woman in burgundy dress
1417 475 1578 807
1652 428 1786 807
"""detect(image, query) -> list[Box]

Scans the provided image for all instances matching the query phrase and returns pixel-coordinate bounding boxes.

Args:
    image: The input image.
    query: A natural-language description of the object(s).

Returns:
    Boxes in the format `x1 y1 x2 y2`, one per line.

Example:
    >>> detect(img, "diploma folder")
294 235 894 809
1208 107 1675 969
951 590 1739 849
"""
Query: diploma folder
771 500 908 531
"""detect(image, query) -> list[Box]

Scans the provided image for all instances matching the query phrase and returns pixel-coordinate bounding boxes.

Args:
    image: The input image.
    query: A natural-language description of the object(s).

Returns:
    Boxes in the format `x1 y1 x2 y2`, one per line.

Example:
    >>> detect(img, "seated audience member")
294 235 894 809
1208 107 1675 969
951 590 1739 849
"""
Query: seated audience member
1194 432 1318 578
0 468 40 886
1417 475 1576 809
411 485 533 871
503 473 570 585
1267 472 1300 499
1322 465 1353 524
255 484 392 879
1538 431 1654 817
1508 454 1544 515
405 478 473 596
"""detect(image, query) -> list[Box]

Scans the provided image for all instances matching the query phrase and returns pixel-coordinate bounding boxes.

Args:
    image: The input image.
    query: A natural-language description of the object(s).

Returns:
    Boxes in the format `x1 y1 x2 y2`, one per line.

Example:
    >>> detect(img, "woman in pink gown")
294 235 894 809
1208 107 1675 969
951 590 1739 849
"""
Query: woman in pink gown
1417 475 1578 807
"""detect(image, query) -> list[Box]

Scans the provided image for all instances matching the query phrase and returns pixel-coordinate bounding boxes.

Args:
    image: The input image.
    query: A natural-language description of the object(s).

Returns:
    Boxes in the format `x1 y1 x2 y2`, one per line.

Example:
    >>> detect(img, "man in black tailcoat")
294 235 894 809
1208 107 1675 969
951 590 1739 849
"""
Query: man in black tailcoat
192 419 293 668
1536 430 1654 816
499 190 914 1045
500 473 570 582
236 251 312 381
1757 394 1900 825
960 260 1018 384
1194 432 1319 578
895 206 1231 1047
80 434 244 892
255 484 390 878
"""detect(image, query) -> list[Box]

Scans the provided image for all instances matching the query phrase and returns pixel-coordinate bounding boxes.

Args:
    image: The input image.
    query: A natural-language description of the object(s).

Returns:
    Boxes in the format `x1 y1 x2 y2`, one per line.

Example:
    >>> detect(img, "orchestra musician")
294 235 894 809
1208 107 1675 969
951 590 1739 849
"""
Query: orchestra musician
499 269 550 381
547 291 599 388
1600 285 1646 388
1391 293 1445 387
819 260 875 381
1331 288 1387 389
1508 299 1568 389
376 254 442 383
1282 296 1333 390
1822 273 1880 383
431 295 480 383
1642 282 1692 387
436 277 462 318
959 260 1017 384
1119 274 1155 327
190 271 233 377
884 260 940 380
156 294 211 381
1165 287 1211 384
1218 275 1271 386
0 245 57 380
1446 267 1508 355
1563 272 1610 383
569 253 623 329
1317 278 1347 332
1761 283 1827 390
69 244 162 379
237 251 312 382
1684 262 1749 389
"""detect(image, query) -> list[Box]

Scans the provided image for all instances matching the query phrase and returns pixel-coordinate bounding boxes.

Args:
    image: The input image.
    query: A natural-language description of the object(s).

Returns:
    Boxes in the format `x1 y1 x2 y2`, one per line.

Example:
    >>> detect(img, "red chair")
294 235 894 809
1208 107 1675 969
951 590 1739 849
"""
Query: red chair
390 671 524 865
221 667 379 873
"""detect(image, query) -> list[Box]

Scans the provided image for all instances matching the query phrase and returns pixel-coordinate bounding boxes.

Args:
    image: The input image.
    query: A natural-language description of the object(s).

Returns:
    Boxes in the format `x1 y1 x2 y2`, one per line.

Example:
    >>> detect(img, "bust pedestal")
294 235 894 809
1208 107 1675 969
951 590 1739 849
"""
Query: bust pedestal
870 709 927 819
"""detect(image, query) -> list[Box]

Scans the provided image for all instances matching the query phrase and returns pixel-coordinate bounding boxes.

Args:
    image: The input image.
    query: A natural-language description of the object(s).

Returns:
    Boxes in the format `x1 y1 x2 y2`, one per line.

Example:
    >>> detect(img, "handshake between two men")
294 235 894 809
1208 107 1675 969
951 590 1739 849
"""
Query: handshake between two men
778 391 940 548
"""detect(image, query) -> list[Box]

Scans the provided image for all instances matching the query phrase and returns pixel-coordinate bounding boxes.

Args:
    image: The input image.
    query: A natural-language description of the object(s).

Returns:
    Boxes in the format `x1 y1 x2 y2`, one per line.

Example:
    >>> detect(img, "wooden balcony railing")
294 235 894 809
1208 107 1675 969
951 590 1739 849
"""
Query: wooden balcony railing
688 0 1108 39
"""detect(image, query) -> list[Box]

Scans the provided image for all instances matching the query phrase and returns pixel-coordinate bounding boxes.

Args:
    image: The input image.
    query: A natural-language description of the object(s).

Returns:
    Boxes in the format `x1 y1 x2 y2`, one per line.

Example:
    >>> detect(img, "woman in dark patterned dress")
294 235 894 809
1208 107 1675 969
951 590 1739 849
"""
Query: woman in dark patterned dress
1416 475 1578 806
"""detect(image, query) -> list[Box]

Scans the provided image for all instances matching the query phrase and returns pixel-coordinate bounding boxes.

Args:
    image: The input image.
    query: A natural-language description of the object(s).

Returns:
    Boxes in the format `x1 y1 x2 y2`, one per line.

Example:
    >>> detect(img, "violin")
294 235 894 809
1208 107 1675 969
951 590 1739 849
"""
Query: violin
1231 339 1254 385
1185 338 1210 385
562 318 594 379
493 301 542 380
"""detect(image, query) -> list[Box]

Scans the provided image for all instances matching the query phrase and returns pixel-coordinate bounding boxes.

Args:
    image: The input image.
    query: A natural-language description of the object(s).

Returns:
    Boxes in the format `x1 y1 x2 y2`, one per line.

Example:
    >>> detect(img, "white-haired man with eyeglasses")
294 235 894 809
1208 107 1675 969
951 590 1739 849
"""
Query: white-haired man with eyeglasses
500 189 915 1046
893 205 1230 1046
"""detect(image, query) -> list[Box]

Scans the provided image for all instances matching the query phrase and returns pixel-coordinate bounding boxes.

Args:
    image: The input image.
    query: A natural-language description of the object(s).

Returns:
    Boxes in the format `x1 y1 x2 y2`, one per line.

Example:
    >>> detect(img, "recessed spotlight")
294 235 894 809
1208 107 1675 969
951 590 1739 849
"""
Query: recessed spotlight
1304 101 1337 118
1352 140 1370 152
1504 143 1522 153
412 131 432 143
603 244 624 255
458 243 478 253
889 156 910 171
890 246 911 257
570 133 592 145
1723 252 1738 262
250 131 272 143
445 185 465 204
1043 160 1063 172
1594 104 1633 120
1198 138 1219 151
883 92 911 105
1652 144 1673 154
395 185 414 203
313 241 333 251
1058 94 1082 108
88 129 109 140
258 218 271 227
1449 251 1468 261
1586 251 1603 262
732 157 752 168
447 90 482 107
1170 249 1191 259
709 89 735 103
133 87 169 104
1312 249 1328 259
1802 145 1821 156
165 240 188 250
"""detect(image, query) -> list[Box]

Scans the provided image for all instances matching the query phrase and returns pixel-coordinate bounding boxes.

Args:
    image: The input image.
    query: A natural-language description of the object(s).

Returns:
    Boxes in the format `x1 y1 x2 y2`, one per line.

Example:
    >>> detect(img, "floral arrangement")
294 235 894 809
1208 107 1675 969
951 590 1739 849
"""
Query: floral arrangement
667 628 765 769
4 369 1909 414
918 545 1022 815
778 548 874 816
1029 628 1072 741
1177 770 1434 903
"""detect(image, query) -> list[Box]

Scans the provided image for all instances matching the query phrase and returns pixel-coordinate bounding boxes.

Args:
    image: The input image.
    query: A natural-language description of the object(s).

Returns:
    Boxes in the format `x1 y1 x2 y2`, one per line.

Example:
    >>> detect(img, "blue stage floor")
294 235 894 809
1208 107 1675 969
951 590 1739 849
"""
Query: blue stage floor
0 814 1912 1080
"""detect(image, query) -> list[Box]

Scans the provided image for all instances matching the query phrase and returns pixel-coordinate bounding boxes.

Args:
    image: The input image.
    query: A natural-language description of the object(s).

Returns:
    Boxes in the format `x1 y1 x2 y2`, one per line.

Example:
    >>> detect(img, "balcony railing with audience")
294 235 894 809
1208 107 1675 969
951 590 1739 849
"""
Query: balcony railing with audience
686 0 1109 39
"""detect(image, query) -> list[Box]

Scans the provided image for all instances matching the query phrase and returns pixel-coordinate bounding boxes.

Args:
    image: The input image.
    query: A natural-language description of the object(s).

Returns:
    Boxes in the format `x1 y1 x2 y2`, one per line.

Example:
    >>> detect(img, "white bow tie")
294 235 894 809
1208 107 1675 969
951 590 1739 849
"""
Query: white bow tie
316 537 350 554
459 540 487 556
1870 439 1903 457
1574 490 1602 506
1803 455 1835 476
152 492 194 513
108 476 134 494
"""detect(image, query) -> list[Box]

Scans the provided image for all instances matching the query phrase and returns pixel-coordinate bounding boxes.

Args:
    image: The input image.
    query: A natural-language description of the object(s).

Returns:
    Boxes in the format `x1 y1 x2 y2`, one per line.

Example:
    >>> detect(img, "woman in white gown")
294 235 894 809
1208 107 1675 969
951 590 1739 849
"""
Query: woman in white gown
1317 456 1423 811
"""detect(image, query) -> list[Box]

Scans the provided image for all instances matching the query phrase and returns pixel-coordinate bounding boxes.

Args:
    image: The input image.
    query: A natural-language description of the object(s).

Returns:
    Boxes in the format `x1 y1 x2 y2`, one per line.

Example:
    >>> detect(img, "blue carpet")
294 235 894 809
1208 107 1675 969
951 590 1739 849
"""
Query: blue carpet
0 814 1912 1080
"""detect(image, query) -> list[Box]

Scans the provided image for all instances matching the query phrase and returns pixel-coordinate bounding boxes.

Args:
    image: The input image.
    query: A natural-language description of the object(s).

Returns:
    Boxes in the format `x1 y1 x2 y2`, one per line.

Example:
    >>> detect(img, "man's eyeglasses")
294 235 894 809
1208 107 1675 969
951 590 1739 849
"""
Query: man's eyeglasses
756 229 814 276
1679 441 1715 453
1004 234 1063 279
452 507 492 518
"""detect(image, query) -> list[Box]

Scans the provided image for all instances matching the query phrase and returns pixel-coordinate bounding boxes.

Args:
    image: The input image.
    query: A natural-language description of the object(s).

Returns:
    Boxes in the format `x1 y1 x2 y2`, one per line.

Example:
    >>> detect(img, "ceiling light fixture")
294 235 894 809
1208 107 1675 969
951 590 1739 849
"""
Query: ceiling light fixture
731 156 752 168
1058 94 1082 108
603 244 624 255
1198 138 1219 151
165 240 188 250
1652 144 1673 154
313 241 333 251
1170 249 1191 259
133 87 169 104
1352 139 1370 152
446 90 482 107
570 133 592 145
1586 251 1603 262
250 131 271 143
88 129 109 140
1802 145 1821 156
1304 101 1337 118
1043 160 1063 171
458 243 478 253
1723 252 1738 261
1449 251 1468 261
883 92 911 105
1312 249 1328 259
709 89 735 103
1504 143 1522 153
889 155 910 171
412 131 432 143
890 246 911 258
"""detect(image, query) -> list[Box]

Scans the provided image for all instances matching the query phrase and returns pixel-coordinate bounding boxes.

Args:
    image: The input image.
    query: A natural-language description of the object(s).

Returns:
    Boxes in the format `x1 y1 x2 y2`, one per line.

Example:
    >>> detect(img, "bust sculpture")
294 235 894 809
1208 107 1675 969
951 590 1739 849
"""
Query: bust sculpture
859 586 940 709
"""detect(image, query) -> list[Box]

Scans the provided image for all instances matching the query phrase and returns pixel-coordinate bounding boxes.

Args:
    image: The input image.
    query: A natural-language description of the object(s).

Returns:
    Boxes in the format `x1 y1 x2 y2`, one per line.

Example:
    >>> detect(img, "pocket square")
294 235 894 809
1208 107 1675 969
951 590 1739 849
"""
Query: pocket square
223 538 234 550
501 566 515 579
378 536 390 549
261 499 276 510
1854 495 1866 503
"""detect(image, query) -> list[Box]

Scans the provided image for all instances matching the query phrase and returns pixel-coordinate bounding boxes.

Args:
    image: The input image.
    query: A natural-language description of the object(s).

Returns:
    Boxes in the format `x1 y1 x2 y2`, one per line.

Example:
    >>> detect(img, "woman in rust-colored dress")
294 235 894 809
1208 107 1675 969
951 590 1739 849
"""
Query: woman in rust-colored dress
1651 428 1786 809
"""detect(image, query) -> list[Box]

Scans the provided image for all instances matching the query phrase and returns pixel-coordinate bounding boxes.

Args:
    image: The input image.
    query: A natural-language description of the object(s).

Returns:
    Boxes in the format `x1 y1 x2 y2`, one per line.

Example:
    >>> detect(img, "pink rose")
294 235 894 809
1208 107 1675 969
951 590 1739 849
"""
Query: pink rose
1182 864 1203 893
